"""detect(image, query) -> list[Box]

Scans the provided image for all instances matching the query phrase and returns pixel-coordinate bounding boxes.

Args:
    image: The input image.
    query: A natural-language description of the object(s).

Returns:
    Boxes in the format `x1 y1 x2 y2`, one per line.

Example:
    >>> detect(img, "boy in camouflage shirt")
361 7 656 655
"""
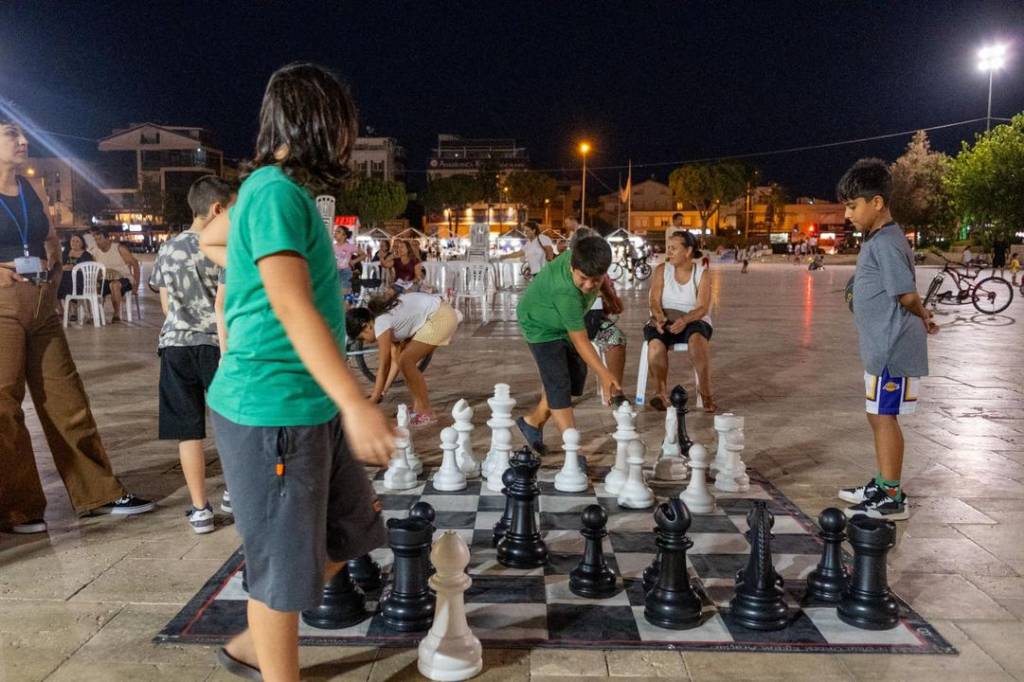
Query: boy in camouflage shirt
149 176 234 533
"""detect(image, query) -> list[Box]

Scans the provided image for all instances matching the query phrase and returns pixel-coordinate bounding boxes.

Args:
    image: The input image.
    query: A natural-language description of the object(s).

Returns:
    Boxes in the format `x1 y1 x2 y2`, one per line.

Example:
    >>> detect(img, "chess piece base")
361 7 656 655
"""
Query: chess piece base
554 470 588 493
381 592 436 632
837 589 899 630
644 586 703 630
418 641 483 682
301 572 370 630
569 567 618 599
729 589 790 631
654 458 688 481
384 469 417 491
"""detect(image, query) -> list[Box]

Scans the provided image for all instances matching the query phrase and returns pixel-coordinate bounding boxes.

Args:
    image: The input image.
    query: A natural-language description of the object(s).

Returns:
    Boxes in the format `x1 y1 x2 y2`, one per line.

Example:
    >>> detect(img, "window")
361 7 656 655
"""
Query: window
140 132 160 144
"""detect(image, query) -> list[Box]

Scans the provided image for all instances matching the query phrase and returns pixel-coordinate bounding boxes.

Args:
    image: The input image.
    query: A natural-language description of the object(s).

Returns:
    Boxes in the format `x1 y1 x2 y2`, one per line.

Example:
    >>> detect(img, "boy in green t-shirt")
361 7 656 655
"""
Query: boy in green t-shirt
515 236 621 454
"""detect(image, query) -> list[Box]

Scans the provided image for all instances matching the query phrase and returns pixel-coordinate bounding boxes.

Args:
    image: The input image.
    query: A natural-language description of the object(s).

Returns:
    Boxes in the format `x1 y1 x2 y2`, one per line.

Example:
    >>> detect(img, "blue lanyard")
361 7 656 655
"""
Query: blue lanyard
0 178 31 257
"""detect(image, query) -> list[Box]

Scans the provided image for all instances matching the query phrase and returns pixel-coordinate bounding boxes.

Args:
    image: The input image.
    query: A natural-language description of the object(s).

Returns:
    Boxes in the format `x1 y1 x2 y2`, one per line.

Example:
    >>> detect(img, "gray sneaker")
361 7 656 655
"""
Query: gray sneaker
187 504 215 534
220 490 232 515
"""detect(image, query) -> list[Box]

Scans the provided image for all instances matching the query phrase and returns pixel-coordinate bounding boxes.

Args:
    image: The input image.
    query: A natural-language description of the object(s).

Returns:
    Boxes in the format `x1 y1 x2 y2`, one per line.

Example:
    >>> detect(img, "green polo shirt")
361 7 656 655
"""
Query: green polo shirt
207 165 346 426
516 250 596 343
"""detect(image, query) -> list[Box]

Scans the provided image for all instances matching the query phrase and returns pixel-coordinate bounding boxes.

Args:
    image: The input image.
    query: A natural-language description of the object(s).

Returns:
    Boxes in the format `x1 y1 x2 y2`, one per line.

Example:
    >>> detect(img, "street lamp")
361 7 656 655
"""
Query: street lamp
977 44 1007 131
578 141 591 225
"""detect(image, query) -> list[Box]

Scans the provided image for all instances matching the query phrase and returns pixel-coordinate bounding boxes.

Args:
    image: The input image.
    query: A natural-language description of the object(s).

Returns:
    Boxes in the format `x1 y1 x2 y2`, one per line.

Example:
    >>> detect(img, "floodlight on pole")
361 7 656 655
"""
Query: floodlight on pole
977 44 1008 132
578 141 591 225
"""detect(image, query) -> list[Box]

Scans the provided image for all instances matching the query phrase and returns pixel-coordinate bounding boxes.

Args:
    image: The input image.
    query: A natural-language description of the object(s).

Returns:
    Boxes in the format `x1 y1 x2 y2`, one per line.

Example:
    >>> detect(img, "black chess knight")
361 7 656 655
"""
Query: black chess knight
729 501 789 630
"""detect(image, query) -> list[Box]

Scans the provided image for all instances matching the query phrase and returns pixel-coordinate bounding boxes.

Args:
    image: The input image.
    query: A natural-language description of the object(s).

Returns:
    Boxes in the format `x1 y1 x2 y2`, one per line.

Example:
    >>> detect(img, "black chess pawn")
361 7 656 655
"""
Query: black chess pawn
803 508 849 605
644 498 703 630
838 514 899 630
492 467 517 547
496 447 548 568
348 554 384 592
569 505 618 598
409 501 437 577
301 565 370 629
669 385 693 455
380 515 435 632
729 501 789 631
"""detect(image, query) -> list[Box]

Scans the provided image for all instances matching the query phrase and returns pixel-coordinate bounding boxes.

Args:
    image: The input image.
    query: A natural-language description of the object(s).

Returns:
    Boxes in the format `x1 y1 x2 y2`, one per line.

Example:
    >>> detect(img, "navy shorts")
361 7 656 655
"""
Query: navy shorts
643 320 713 346
158 345 220 440
528 339 587 410
102 277 133 297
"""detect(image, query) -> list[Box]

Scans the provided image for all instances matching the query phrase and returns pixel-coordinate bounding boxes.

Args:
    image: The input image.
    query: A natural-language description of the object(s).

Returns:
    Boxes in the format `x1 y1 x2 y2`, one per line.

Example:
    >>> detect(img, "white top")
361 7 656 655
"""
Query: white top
523 234 554 275
661 261 711 325
962 248 973 264
374 292 443 341
92 243 130 279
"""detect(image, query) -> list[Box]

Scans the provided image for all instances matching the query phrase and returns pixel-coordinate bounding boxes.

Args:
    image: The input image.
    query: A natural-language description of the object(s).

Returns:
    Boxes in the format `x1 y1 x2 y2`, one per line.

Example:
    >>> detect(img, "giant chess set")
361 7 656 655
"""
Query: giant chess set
158 384 955 660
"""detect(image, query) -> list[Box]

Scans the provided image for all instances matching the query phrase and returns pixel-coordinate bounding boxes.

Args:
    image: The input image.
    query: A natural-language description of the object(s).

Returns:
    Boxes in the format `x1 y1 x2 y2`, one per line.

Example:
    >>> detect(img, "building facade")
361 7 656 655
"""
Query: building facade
350 136 406 182
427 134 529 180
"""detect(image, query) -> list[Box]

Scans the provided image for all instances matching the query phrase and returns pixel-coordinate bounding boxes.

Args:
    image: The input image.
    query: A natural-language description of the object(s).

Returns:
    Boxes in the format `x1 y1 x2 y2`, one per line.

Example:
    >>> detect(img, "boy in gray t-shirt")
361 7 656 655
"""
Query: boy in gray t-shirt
835 159 938 521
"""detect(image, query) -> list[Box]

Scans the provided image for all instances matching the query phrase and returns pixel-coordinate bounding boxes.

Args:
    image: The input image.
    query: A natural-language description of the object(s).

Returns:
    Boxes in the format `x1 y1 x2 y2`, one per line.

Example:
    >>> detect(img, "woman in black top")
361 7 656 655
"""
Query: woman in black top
56 234 95 307
0 117 152 533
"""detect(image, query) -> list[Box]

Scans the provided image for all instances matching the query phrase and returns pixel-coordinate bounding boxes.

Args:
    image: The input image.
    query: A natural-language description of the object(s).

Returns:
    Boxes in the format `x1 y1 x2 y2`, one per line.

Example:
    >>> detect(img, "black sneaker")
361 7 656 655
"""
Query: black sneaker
844 489 910 521
100 493 156 516
838 477 880 504
515 416 548 456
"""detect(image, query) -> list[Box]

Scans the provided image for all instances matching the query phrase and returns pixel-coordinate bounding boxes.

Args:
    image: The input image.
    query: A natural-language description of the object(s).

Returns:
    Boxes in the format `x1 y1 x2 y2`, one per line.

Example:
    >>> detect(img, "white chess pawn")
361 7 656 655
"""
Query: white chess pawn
482 384 516 478
397 404 423 475
384 425 417 491
617 438 655 509
486 428 512 493
434 427 468 492
654 406 688 481
554 428 588 493
679 443 715 513
714 413 749 492
417 531 482 681
603 402 635 495
451 399 479 478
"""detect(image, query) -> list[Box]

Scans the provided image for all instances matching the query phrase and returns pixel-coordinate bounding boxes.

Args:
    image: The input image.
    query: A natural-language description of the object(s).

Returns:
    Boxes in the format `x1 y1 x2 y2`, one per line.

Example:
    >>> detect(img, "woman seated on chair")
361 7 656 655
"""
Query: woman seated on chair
391 239 426 293
644 230 716 412
346 291 460 428
57 234 94 318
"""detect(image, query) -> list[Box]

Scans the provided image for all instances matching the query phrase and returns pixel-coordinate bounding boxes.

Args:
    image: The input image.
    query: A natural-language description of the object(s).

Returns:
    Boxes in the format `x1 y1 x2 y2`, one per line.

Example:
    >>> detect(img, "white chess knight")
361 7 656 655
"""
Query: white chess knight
434 427 468 492
397 404 423 475
451 399 479 478
486 427 513 493
384 421 418 491
679 443 715 513
714 413 749 492
482 384 515 479
417 531 482 681
603 402 636 495
617 438 655 509
554 428 588 493
654 405 688 481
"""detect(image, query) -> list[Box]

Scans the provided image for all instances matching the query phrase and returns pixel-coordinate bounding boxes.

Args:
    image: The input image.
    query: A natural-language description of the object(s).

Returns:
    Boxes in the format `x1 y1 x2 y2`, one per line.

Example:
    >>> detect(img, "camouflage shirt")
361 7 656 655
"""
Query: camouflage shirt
149 230 222 349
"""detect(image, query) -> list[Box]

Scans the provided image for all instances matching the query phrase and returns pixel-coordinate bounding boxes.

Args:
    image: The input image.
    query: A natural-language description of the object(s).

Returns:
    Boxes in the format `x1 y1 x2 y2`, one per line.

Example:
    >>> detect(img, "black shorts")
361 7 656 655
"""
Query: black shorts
993 253 1007 268
528 339 587 410
159 345 220 440
643 320 713 347
102 278 133 297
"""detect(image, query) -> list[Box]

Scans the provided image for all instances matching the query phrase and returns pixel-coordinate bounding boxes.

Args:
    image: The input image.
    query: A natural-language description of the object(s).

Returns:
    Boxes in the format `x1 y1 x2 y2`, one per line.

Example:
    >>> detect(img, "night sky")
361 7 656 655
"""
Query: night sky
2 1 1022 197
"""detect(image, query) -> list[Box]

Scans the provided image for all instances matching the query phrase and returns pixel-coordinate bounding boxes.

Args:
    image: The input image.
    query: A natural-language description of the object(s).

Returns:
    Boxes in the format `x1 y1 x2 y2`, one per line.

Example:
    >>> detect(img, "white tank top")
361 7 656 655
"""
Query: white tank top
93 244 130 279
662 261 711 325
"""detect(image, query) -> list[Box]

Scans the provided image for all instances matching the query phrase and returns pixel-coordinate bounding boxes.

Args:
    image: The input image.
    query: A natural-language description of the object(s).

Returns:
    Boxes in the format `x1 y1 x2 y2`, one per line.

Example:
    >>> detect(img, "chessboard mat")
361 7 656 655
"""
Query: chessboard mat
156 466 956 655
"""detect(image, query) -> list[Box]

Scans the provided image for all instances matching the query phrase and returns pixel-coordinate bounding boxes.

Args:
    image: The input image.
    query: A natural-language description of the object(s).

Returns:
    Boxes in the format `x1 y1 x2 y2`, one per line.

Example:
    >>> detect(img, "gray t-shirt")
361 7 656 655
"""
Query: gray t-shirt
149 230 222 348
852 223 928 377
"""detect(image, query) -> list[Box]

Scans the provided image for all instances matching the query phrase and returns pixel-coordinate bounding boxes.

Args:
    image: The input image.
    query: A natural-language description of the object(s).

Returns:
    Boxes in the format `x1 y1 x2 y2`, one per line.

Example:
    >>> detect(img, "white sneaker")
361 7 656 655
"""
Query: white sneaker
187 505 215 534
10 519 47 534
220 490 232 515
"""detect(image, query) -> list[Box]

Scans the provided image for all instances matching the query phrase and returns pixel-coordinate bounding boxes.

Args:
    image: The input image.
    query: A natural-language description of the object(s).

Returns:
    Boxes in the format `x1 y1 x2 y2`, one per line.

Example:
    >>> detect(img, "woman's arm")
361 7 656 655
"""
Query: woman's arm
543 245 555 262
259 252 392 465
44 218 62 281
199 211 230 267
648 263 667 331
370 328 394 402
414 262 425 283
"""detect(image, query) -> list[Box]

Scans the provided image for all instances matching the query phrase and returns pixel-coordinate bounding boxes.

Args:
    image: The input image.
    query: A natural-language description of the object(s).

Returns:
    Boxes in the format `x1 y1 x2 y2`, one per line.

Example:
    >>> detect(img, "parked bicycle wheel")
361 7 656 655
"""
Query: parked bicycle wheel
923 274 944 308
972 277 1014 314
347 339 434 385
634 262 653 281
608 262 625 281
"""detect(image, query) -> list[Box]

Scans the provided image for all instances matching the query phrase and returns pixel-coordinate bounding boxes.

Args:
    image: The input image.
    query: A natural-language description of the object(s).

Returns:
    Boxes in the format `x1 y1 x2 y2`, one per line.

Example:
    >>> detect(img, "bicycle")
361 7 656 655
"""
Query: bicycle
346 338 434 385
923 259 1013 314
608 248 653 283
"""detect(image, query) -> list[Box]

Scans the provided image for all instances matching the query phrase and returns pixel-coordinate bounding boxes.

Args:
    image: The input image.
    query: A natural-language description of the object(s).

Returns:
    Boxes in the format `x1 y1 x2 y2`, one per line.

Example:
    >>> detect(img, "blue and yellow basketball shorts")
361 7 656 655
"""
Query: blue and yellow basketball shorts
865 368 920 416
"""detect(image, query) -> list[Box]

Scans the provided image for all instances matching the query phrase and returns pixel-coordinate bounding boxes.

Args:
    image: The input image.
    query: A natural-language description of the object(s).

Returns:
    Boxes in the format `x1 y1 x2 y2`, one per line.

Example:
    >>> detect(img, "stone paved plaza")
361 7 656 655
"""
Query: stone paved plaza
2 260 1023 681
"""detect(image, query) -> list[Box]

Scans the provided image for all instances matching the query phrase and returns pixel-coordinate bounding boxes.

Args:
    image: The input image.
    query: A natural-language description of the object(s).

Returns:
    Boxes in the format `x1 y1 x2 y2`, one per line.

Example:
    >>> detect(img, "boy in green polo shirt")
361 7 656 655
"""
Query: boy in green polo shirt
515 236 621 454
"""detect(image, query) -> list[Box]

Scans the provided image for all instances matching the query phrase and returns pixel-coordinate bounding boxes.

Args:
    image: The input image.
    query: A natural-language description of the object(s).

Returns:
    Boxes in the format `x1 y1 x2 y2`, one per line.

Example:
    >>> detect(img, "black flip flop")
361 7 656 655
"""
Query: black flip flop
515 416 548 456
648 396 668 411
217 648 263 681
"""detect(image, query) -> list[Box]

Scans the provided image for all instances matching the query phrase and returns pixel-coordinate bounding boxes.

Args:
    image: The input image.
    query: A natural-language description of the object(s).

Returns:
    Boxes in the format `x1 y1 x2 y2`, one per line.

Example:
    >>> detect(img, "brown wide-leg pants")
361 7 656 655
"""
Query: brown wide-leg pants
0 280 124 527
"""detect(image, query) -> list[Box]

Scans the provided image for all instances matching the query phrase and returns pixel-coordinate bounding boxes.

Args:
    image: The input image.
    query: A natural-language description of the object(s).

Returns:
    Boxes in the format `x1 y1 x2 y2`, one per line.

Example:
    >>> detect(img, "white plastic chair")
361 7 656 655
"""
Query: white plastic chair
421 261 444 291
634 340 703 409
120 283 142 322
63 262 106 328
454 263 492 320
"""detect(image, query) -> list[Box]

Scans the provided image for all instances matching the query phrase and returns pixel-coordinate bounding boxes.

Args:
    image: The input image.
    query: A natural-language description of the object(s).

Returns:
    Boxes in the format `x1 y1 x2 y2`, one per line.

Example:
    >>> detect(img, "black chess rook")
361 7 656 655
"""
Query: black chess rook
496 447 548 568
301 565 370 629
569 505 618 599
669 385 693 455
729 500 789 631
838 514 900 630
380 515 436 632
492 467 517 547
348 554 383 592
803 508 849 605
644 498 703 630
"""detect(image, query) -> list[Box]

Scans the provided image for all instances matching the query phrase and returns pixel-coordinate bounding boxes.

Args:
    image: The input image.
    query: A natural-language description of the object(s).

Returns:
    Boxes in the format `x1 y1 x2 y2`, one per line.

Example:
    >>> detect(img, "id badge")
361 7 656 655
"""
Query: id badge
15 256 43 274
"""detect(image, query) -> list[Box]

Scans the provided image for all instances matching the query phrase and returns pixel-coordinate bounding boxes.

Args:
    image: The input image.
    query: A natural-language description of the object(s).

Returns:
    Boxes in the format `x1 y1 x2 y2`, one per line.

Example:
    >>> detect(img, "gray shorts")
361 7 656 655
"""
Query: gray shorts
211 411 387 612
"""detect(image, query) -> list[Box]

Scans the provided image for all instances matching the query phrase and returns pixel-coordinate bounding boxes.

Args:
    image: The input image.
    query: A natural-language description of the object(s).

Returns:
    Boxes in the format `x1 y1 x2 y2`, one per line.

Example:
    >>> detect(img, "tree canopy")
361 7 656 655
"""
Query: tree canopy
505 170 557 208
668 162 747 228
890 130 955 244
342 176 407 229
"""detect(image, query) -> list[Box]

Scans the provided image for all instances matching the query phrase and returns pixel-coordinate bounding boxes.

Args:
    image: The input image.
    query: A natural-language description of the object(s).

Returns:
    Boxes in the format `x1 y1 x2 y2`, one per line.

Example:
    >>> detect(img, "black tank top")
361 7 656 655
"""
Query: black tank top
0 176 49 262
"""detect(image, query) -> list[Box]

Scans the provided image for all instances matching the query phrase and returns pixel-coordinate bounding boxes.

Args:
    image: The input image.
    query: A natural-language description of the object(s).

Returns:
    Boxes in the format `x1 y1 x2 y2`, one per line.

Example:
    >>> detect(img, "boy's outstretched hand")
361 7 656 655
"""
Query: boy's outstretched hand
924 310 939 335
343 401 394 467
601 375 622 403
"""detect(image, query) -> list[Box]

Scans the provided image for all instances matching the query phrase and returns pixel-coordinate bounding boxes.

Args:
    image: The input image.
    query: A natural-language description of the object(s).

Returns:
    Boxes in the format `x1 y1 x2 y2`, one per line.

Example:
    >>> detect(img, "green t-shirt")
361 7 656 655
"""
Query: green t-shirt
516 250 597 343
207 166 345 426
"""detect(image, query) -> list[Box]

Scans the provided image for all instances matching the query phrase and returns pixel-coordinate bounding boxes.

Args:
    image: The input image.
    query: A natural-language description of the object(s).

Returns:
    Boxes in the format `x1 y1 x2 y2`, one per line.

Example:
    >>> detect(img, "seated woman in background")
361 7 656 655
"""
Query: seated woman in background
391 239 425 292
346 291 460 427
57 234 95 318
643 229 716 412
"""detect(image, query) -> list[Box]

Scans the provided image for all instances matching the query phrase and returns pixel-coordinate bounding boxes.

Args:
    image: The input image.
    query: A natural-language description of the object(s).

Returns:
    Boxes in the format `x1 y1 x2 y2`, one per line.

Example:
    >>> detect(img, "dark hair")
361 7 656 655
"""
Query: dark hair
242 62 358 196
668 230 703 258
334 226 351 239
568 226 598 250
345 307 373 340
672 212 683 221
836 158 892 204
570 236 612 277
524 220 540 235
187 175 233 218
89 227 109 237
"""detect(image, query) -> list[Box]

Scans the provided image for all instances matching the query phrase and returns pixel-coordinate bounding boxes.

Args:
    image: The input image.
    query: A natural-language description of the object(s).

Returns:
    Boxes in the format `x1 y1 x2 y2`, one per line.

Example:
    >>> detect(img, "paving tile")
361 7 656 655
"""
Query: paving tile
605 649 686 677
530 648 607 676
682 651 852 680
70 557 226 604
957 621 1024 676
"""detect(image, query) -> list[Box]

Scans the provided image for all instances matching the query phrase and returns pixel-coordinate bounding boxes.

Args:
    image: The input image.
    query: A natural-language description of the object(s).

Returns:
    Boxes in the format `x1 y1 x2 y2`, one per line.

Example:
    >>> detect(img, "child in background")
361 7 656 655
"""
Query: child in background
1009 252 1021 286
333 226 363 299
